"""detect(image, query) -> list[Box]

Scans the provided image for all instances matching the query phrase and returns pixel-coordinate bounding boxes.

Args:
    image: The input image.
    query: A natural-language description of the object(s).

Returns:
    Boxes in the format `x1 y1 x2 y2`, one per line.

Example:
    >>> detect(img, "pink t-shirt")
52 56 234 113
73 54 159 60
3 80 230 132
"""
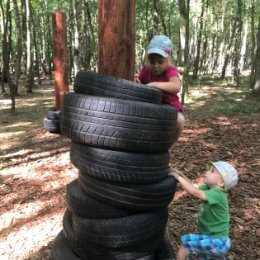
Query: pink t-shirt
137 66 184 112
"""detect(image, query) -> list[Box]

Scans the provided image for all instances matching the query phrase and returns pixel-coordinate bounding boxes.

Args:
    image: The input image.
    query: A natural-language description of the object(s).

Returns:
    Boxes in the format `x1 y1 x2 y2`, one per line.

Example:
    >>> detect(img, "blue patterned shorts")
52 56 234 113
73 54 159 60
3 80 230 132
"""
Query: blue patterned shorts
181 234 231 260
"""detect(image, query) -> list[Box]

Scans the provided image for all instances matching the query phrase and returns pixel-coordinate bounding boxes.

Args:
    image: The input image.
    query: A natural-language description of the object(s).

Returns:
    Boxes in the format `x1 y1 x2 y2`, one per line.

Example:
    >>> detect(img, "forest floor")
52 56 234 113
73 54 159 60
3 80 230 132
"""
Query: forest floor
0 77 259 260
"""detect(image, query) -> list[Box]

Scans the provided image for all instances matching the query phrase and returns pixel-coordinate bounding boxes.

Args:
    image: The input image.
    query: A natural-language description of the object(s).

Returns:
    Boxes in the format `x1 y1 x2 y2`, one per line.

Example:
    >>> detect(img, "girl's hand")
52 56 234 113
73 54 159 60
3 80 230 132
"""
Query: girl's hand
146 82 156 87
134 76 141 83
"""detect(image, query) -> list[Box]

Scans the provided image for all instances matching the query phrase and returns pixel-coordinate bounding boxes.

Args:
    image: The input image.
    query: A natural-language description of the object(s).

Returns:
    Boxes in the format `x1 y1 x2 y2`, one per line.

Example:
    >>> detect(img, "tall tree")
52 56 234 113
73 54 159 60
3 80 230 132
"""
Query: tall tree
178 0 190 104
192 0 205 79
0 0 6 94
25 0 34 93
252 16 260 94
13 0 23 94
232 0 243 86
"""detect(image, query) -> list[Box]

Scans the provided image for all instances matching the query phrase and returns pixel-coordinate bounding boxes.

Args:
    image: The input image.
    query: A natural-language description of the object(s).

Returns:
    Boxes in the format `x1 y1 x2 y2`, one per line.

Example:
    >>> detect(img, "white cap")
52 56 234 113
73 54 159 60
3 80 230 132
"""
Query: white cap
147 35 173 58
209 161 238 190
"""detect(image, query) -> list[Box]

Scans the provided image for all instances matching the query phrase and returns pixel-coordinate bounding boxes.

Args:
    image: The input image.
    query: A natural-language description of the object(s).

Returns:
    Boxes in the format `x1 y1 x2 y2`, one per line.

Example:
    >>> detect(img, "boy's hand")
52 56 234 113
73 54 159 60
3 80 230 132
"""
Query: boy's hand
168 167 180 180
168 167 192 183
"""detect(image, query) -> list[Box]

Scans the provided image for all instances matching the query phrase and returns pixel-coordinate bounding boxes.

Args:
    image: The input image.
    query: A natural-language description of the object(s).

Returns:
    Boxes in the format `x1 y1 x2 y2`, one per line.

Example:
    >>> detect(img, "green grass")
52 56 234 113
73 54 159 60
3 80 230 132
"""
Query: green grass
184 76 260 116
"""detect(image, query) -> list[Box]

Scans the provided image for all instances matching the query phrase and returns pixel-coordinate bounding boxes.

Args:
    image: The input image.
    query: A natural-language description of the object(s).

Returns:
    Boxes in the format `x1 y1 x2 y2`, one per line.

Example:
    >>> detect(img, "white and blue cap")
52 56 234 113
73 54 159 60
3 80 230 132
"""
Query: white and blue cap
208 161 238 190
147 35 173 58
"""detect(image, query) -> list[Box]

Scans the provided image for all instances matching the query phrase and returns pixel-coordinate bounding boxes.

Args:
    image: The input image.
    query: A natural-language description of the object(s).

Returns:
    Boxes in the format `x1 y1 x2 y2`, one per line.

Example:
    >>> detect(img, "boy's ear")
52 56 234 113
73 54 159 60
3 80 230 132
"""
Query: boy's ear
218 179 225 189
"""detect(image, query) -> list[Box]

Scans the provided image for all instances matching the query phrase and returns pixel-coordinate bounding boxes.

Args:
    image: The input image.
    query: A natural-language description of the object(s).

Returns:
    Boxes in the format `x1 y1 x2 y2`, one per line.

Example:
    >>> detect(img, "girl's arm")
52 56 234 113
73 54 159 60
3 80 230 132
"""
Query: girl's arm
169 169 207 201
146 76 181 94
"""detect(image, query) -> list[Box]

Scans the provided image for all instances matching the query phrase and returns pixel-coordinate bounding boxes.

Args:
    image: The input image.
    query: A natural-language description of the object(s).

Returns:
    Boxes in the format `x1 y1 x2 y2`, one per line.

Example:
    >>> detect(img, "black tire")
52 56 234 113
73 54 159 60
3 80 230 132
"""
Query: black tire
60 93 177 153
78 174 176 211
63 209 159 260
51 231 81 260
66 179 132 218
70 142 170 184
43 117 61 134
154 238 175 260
47 107 61 120
74 70 163 104
71 209 167 249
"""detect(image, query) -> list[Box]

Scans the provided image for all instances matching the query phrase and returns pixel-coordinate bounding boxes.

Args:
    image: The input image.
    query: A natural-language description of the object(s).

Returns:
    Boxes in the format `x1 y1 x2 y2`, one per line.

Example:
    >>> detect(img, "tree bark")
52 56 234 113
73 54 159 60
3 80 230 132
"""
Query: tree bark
252 16 260 94
52 12 69 110
232 0 243 87
193 0 205 79
71 0 80 77
250 0 256 88
0 1 6 94
25 0 34 93
13 0 22 94
98 0 136 80
178 0 190 105
31 2 41 85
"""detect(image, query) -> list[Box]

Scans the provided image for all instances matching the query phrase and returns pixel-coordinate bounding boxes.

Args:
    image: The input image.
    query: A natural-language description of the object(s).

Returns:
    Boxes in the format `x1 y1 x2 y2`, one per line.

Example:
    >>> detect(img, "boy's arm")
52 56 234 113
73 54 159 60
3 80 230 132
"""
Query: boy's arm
146 76 181 94
169 169 207 201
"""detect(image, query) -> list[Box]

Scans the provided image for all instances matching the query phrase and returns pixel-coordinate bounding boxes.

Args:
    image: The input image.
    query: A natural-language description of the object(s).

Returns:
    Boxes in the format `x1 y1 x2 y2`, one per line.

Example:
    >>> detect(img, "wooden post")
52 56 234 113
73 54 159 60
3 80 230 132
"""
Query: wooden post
98 0 136 80
52 12 69 111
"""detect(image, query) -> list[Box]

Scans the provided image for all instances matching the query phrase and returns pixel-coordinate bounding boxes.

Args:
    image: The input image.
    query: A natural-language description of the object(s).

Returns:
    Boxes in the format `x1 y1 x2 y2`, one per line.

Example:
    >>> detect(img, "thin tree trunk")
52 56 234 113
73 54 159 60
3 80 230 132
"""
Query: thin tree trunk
82 1 92 70
153 0 167 35
250 0 256 88
232 0 243 86
239 21 248 71
3 0 15 110
221 19 236 79
178 0 190 105
31 4 41 85
0 1 6 94
13 0 22 94
193 0 205 79
152 0 159 35
252 16 260 94
25 0 33 93
71 0 80 77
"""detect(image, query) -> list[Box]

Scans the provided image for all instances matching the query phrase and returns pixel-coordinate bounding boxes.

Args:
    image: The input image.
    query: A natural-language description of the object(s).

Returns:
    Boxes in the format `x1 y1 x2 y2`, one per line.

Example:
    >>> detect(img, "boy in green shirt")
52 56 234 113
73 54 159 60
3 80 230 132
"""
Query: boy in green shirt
169 161 238 260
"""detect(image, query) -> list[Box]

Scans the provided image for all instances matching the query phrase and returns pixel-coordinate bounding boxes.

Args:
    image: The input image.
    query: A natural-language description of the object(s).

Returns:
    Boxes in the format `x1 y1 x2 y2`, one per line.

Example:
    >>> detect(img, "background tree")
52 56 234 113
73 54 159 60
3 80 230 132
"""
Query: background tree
0 0 259 111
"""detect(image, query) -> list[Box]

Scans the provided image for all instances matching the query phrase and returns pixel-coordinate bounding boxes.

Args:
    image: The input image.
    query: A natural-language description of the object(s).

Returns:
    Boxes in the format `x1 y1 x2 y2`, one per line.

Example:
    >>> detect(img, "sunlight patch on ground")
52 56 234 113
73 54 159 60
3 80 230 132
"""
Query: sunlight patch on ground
0 211 64 260
0 199 58 231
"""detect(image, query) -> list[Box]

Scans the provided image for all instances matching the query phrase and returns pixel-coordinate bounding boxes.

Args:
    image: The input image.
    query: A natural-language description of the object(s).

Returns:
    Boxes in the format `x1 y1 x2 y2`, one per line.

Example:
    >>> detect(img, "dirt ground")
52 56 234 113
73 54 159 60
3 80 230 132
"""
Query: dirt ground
0 79 259 260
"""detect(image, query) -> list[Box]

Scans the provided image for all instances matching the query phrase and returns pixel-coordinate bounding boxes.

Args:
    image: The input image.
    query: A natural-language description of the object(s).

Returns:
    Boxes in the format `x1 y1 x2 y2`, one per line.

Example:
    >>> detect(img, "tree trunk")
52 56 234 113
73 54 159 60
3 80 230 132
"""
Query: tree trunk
232 0 243 87
153 0 167 35
3 0 15 110
82 0 94 70
239 21 248 71
52 12 69 110
178 0 190 105
250 0 256 88
71 0 80 77
193 0 205 79
13 0 22 94
152 0 159 35
98 0 136 80
0 1 6 94
221 19 236 79
25 0 33 93
252 16 260 94
31 2 41 85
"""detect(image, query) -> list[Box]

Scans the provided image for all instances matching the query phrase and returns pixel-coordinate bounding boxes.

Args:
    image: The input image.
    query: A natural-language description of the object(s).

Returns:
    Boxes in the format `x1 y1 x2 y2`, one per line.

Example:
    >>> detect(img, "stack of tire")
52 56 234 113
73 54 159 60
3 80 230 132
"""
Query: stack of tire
50 71 178 260
43 108 61 134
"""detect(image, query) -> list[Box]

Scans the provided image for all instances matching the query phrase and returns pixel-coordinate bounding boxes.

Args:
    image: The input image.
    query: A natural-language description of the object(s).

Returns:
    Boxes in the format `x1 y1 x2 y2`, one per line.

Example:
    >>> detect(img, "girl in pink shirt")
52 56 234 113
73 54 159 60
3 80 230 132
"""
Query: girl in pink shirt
136 35 185 143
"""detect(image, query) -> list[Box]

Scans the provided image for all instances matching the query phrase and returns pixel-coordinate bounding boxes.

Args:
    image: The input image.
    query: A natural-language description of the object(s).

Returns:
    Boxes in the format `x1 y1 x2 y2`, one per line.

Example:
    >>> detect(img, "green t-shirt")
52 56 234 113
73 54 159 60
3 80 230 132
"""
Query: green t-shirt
198 184 230 238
